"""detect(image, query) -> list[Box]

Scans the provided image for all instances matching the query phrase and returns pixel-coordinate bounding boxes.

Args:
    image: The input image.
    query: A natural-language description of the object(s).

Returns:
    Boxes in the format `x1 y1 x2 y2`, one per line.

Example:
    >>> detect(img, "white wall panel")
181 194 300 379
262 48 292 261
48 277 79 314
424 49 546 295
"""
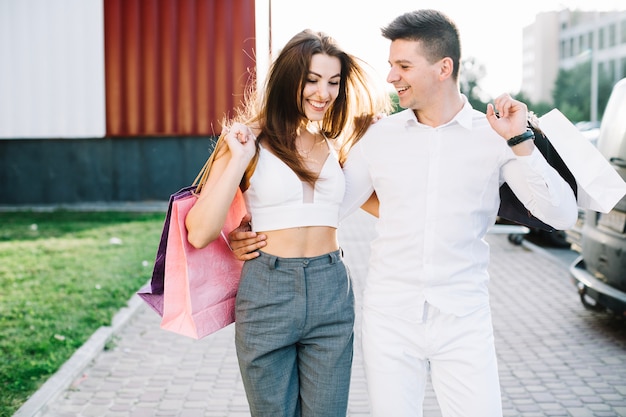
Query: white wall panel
0 0 105 138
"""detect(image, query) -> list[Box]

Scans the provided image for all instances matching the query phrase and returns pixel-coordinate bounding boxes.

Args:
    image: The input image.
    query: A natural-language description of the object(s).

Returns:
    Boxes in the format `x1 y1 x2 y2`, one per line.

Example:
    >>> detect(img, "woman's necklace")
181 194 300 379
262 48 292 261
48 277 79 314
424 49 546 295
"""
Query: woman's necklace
296 134 324 160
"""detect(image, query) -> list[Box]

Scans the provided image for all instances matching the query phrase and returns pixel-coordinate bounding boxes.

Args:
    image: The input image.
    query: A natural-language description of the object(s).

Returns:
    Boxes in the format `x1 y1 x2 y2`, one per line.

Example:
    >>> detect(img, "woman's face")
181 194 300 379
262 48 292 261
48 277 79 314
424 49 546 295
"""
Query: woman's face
301 53 341 122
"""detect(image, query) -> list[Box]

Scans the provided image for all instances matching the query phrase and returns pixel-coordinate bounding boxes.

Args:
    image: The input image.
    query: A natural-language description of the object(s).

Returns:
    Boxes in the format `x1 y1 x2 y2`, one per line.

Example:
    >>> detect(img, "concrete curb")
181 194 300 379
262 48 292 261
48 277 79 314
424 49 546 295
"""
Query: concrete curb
13 295 146 417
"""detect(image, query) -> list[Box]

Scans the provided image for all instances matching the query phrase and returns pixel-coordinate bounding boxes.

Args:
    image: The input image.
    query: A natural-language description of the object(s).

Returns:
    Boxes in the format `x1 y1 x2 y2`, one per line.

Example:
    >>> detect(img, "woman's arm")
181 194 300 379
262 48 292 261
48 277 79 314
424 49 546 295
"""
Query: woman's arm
186 124 256 248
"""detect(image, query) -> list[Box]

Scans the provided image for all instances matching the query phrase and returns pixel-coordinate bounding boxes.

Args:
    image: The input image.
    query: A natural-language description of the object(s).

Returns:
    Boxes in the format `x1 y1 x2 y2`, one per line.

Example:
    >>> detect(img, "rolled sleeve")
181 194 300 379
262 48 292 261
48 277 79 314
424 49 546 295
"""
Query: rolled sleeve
503 147 578 230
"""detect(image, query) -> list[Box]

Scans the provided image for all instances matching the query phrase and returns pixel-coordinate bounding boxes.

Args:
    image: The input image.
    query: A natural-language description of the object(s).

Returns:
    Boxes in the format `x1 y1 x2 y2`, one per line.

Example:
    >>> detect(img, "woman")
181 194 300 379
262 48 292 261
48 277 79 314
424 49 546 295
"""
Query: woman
185 29 389 417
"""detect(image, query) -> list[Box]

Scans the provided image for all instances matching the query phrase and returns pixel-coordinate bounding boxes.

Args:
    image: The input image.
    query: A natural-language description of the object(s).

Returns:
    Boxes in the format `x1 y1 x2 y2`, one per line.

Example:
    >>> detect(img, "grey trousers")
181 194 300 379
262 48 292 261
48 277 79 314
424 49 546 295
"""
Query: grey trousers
235 249 355 417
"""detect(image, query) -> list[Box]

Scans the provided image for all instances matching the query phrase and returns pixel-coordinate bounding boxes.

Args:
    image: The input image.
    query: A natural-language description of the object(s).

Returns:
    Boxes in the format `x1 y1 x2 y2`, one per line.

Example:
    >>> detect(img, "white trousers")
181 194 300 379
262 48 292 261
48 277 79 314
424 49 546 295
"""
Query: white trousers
361 302 503 417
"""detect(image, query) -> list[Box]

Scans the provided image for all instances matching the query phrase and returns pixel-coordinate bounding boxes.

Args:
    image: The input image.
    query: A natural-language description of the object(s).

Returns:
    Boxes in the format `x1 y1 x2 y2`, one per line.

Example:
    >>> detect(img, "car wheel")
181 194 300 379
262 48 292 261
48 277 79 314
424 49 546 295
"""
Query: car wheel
579 291 606 312
526 229 571 248
508 233 524 245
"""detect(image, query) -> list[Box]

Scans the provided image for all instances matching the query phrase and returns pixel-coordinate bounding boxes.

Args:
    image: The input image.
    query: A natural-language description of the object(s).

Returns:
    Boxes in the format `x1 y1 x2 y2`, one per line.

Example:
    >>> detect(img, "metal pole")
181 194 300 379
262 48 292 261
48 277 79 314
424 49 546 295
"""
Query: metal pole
591 46 598 122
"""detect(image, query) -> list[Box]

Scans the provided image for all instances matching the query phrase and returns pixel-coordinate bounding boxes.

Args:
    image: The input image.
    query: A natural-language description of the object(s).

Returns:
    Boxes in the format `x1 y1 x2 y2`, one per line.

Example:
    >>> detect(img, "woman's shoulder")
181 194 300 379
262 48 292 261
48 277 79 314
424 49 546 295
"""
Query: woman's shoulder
361 110 413 138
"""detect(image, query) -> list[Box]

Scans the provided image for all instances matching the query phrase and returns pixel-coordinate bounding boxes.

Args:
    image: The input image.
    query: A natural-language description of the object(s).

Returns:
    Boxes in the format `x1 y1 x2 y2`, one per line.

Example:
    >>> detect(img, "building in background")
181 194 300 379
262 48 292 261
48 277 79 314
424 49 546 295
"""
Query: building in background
0 0 269 206
521 9 626 121
522 11 560 105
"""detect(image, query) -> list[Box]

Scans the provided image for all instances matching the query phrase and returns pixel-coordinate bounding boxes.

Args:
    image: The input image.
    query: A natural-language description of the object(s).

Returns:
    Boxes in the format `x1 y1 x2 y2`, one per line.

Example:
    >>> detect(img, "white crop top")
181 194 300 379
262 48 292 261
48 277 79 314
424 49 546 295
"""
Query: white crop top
243 141 345 232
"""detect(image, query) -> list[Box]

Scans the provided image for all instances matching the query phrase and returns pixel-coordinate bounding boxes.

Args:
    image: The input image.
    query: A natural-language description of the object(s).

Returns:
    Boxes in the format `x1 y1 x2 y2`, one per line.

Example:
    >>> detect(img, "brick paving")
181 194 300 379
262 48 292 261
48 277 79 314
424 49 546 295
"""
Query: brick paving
14 210 626 417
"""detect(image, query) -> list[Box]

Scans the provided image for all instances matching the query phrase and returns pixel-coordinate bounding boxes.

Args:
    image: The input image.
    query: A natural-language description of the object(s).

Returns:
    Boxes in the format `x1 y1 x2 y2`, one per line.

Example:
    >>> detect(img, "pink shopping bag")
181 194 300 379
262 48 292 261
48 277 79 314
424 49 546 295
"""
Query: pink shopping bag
138 185 247 339
159 188 246 339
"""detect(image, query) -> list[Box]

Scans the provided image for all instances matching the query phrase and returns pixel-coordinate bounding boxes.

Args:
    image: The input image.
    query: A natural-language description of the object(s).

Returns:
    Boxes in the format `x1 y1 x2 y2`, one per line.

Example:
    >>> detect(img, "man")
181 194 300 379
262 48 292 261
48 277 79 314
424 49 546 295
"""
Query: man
230 9 577 417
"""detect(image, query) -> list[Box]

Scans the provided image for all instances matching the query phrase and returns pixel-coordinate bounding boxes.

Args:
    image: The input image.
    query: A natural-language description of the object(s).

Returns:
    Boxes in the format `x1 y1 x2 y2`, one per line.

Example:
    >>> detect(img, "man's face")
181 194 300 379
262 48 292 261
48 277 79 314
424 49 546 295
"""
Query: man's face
386 39 441 110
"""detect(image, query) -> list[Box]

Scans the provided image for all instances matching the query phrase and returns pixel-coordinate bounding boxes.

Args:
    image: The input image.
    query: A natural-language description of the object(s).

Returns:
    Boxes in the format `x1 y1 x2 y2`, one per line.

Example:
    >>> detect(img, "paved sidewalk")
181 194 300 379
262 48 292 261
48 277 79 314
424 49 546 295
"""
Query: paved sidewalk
15 210 626 417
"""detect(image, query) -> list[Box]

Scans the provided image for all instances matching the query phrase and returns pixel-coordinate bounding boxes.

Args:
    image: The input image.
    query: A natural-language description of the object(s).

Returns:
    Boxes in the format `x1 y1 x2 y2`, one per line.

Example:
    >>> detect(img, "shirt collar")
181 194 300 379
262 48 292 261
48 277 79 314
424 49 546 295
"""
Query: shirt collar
403 94 475 130
454 95 475 130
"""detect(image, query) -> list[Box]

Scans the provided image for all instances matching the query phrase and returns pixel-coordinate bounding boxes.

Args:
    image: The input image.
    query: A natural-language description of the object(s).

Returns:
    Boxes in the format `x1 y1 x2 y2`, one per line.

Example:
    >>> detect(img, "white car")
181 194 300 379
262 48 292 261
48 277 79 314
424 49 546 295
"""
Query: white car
569 78 626 315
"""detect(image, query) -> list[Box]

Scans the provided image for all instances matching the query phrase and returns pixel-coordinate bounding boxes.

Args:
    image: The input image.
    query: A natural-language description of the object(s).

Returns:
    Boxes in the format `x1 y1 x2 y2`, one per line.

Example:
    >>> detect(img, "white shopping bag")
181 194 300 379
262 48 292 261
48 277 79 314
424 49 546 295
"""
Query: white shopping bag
539 109 626 213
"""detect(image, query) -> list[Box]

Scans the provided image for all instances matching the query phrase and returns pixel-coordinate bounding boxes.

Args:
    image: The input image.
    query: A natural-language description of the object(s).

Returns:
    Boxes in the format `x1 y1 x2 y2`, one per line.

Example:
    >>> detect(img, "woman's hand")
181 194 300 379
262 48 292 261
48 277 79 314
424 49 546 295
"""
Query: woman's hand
223 122 257 163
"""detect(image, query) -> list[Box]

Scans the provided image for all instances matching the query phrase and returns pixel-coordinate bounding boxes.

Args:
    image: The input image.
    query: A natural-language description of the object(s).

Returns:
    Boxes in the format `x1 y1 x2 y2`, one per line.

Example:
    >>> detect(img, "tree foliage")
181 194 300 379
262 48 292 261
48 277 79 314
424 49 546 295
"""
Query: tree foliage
460 57 490 112
512 91 553 118
553 62 592 121
552 61 614 122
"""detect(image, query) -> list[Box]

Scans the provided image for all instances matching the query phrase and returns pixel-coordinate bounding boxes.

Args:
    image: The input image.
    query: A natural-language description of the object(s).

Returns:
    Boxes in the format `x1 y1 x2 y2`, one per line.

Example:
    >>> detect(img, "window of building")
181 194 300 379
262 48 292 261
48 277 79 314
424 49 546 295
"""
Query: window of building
599 61 606 78
579 34 585 53
599 61 616 83
609 59 616 82
622 20 626 44
609 24 617 47
588 32 594 50
599 28 605 50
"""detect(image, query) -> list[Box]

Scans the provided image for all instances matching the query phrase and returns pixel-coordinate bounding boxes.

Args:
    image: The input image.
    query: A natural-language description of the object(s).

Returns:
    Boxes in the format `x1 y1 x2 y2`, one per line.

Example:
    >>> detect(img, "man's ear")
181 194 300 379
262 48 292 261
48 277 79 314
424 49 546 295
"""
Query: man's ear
439 57 454 80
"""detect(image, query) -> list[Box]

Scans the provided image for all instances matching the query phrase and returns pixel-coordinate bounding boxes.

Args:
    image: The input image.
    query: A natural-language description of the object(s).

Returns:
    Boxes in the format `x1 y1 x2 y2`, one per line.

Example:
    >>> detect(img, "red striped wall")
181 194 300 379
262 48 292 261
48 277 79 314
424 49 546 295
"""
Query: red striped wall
104 0 257 137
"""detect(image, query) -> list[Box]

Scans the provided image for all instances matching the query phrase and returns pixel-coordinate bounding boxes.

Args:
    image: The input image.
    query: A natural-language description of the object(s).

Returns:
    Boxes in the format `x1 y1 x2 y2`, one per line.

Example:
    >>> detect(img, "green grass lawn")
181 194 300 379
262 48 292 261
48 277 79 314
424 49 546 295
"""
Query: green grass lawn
0 210 165 416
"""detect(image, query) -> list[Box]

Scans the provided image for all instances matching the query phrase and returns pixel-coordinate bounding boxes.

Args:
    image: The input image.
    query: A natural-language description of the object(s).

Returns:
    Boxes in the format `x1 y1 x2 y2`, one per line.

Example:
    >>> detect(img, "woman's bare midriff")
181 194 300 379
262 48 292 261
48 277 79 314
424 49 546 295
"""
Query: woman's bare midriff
257 226 339 258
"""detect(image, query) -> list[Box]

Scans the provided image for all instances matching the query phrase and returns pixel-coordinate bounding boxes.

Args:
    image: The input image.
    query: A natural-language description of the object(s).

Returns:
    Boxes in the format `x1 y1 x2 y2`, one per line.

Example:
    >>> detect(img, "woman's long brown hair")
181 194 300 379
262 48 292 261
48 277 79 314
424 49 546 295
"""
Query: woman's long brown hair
219 29 391 190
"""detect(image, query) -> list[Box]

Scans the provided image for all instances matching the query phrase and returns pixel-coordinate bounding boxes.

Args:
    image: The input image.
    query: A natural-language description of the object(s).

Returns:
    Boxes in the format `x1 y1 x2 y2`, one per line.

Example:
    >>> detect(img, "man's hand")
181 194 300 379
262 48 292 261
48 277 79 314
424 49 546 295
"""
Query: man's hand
486 94 534 155
486 94 528 139
228 214 266 261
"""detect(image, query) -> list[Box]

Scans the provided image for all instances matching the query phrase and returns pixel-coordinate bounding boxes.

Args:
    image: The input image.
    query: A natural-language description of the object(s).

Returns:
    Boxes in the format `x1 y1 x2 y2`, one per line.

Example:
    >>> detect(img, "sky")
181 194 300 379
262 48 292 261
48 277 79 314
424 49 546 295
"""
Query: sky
266 0 622 99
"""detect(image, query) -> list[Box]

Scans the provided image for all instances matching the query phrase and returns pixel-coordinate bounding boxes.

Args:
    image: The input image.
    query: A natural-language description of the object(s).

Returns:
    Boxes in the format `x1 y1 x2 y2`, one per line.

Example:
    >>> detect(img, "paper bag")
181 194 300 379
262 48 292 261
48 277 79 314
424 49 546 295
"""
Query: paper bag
137 186 196 317
539 109 626 213
138 186 247 339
